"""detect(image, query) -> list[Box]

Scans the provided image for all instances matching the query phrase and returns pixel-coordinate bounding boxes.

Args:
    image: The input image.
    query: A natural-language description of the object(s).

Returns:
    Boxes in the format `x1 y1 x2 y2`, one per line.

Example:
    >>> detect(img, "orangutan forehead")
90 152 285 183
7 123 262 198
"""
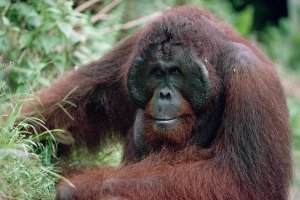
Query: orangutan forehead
145 42 190 63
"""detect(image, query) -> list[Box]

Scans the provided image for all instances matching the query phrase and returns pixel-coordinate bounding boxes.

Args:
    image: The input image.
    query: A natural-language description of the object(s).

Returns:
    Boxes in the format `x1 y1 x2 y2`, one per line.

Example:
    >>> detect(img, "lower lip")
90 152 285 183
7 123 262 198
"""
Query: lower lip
153 118 179 128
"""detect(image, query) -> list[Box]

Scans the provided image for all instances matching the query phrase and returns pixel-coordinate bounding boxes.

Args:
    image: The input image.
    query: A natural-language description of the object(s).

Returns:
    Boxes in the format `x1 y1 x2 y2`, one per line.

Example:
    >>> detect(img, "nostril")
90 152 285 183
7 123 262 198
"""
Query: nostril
160 91 164 99
159 88 173 100
166 93 171 99
160 91 171 99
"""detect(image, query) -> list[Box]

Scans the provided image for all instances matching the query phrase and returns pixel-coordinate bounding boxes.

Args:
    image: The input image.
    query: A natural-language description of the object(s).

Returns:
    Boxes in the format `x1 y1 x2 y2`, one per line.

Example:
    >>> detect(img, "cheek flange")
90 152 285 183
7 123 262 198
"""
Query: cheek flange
181 58 211 113
127 59 150 109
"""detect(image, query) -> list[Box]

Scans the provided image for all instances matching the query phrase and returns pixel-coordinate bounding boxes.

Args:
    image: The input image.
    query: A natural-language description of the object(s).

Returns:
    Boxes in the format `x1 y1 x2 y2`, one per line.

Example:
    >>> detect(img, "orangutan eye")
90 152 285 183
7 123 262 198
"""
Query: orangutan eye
151 67 164 76
170 68 182 76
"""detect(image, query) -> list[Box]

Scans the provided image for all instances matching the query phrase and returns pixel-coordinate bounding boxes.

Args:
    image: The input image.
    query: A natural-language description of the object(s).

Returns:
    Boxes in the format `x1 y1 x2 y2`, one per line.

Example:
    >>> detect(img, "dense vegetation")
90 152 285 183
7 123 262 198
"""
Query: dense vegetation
0 0 299 199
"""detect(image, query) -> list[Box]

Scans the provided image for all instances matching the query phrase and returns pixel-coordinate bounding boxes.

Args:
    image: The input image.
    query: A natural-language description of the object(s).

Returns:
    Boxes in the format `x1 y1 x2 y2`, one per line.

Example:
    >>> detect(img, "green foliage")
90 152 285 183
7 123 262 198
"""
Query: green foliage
62 145 122 168
0 153 57 199
261 1 300 72
0 0 122 93
0 0 124 198
76 1 125 63
1 1 78 91
288 98 300 193
233 5 254 36
289 98 300 149
0 92 58 199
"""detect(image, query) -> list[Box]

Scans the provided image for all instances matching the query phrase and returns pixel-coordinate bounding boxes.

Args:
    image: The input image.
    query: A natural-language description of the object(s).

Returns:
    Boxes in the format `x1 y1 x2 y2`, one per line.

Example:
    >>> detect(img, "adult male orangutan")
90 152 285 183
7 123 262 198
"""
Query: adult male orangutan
23 6 292 200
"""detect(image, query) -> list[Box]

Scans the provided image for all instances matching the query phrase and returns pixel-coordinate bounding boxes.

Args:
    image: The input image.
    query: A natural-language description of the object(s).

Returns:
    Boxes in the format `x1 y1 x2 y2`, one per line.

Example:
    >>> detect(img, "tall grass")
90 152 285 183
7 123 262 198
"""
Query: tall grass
0 93 58 199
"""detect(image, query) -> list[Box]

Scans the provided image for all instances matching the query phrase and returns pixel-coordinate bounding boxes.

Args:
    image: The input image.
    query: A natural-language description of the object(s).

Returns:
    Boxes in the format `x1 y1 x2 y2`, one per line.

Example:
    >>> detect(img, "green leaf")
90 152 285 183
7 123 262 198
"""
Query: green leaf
39 21 55 32
0 30 5 36
56 21 73 38
39 35 61 53
0 0 10 7
45 7 62 19
234 5 254 36
9 3 42 28
19 33 33 48
2 16 10 26
0 35 10 52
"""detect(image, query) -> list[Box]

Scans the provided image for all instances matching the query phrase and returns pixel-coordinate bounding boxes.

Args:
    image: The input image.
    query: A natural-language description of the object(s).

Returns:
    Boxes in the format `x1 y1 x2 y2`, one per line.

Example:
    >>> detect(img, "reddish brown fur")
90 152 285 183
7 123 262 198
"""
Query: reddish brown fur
23 6 291 200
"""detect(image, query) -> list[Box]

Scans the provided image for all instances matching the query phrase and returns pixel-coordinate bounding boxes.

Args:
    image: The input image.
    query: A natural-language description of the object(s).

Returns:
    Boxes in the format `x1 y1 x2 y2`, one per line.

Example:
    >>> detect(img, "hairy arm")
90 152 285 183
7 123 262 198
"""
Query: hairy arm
22 34 139 149
55 148 241 200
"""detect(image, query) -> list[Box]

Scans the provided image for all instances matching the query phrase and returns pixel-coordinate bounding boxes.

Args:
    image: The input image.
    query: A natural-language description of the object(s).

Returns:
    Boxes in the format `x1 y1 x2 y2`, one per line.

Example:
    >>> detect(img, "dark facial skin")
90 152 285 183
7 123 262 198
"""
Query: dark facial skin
151 87 183 128
127 41 223 153
128 42 211 115
147 45 189 127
